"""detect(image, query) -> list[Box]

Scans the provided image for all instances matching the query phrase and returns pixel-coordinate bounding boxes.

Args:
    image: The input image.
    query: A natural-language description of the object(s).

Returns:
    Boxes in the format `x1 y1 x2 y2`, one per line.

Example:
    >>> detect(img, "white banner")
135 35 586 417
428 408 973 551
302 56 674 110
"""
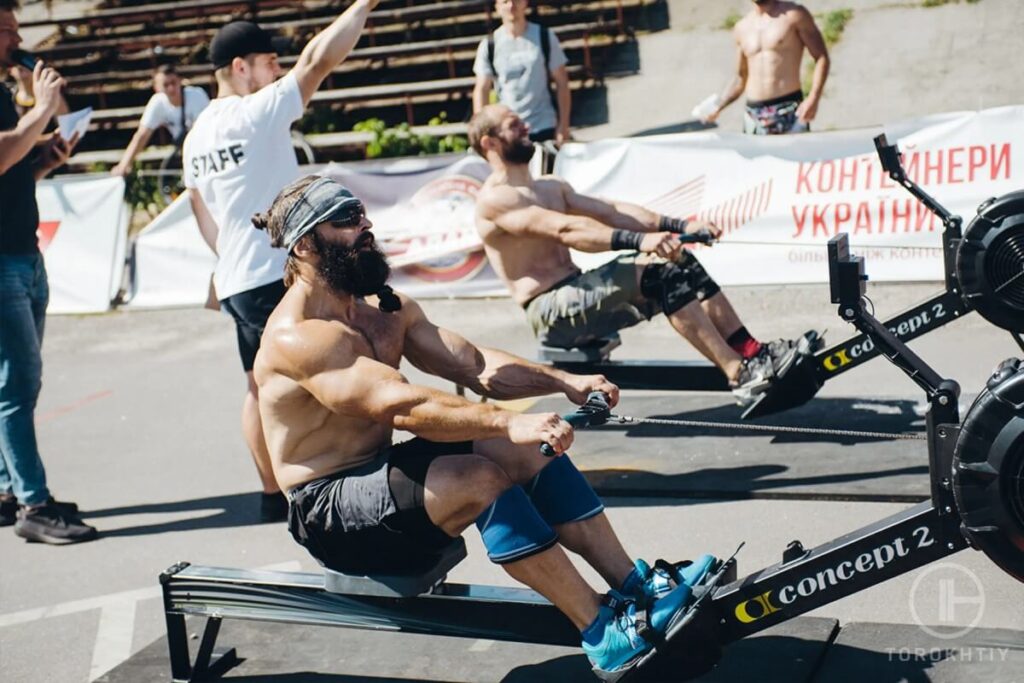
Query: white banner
555 106 1024 284
126 155 507 309
36 174 128 314
125 191 217 309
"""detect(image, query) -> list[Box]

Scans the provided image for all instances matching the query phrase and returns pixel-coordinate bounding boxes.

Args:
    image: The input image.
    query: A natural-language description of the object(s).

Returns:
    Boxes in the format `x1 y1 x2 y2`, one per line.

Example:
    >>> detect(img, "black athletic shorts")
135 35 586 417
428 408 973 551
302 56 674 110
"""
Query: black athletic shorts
287 438 472 574
219 279 287 372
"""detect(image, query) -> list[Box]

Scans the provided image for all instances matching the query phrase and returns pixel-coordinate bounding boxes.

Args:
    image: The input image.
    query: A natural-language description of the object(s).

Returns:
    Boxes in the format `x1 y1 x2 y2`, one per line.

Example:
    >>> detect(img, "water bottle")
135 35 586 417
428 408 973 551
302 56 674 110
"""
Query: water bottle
691 93 720 121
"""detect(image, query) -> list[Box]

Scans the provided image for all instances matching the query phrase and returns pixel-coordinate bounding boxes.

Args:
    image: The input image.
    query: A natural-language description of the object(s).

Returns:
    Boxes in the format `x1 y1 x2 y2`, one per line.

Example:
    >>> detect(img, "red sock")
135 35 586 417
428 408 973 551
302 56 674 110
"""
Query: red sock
726 327 762 359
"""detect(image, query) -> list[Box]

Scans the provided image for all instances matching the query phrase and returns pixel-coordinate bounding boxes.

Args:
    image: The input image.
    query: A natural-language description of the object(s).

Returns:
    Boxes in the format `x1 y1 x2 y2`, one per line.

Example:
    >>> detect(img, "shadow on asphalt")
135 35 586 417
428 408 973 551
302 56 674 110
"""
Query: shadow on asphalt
223 675 452 683
591 461 929 506
77 491 271 538
601 396 927 445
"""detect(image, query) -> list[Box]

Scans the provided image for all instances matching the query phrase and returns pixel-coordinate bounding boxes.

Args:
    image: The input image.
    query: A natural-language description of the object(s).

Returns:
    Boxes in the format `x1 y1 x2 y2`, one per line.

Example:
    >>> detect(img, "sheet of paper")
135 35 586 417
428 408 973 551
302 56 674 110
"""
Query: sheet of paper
57 106 92 143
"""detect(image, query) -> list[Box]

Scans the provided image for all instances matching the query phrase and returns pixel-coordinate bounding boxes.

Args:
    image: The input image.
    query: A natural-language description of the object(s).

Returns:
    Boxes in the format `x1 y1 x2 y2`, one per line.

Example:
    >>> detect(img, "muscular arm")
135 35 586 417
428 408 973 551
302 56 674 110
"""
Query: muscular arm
189 190 219 254
480 187 617 252
275 322 516 442
562 182 660 233
292 0 378 106
401 297 575 400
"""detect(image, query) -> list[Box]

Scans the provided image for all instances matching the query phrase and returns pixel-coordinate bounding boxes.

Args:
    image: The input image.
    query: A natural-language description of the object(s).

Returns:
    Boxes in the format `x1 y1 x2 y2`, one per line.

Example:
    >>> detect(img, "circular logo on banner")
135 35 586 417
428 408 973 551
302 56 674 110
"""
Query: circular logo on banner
398 175 487 283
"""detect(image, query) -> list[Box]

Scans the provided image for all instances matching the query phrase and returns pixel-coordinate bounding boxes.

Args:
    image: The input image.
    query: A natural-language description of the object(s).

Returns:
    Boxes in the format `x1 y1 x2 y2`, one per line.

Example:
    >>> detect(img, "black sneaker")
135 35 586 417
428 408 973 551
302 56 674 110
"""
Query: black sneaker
1 495 78 526
0 495 16 527
47 496 80 515
14 504 98 544
259 492 289 523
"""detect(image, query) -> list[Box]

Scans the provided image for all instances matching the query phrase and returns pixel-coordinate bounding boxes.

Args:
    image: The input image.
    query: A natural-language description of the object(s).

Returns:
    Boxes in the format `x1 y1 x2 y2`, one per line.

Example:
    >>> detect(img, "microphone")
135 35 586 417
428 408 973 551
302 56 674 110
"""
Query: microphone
10 49 39 70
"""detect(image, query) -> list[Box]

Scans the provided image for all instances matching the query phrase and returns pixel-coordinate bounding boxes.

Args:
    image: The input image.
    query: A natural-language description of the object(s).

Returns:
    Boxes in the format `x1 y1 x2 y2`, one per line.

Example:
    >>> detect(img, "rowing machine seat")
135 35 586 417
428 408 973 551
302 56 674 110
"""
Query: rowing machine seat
322 537 468 597
539 334 622 363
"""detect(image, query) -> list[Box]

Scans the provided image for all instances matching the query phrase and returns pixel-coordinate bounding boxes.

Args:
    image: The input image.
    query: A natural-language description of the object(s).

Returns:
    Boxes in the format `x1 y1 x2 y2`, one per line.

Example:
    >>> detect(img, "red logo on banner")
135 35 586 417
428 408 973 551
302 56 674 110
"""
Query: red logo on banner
393 175 487 283
37 221 61 252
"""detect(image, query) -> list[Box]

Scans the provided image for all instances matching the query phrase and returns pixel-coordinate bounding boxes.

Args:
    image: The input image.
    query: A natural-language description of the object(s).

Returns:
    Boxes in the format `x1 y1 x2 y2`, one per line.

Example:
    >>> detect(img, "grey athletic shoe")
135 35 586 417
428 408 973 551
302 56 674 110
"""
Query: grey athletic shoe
759 338 801 376
731 353 774 404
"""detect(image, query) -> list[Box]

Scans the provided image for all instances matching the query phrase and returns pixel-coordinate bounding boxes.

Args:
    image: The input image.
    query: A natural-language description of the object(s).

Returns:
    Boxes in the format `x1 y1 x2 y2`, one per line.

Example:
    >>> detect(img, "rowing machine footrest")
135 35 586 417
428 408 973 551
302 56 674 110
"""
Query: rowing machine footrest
323 537 467 597
539 334 622 363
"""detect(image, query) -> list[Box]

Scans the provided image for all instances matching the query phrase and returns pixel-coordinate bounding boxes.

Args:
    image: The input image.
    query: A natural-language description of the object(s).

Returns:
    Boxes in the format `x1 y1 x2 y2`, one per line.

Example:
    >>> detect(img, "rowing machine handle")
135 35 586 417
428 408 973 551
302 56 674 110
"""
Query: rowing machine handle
676 229 714 244
540 391 611 456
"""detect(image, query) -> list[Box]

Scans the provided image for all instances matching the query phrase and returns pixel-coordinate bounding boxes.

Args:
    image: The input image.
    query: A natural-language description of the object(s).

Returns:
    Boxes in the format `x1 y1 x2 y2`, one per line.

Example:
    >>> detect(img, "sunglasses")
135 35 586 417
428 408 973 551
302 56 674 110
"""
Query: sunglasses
327 203 366 229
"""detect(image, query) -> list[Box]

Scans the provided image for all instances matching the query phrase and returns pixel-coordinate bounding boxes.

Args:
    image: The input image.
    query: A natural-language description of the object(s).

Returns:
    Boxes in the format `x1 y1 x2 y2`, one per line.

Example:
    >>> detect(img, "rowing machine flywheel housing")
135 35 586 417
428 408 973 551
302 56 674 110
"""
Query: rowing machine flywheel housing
953 358 1024 582
956 190 1024 333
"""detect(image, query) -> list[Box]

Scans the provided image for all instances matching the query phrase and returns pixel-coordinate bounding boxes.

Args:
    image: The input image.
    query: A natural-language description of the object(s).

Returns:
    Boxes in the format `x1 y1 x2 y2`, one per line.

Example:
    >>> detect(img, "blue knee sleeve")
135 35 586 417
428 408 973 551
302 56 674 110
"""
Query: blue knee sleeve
476 485 558 564
526 455 604 526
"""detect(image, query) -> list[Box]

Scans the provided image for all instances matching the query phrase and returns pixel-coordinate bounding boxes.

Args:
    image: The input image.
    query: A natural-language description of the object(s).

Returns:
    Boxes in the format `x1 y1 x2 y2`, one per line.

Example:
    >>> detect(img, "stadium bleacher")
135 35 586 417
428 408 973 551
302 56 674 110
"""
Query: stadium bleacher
14 0 663 166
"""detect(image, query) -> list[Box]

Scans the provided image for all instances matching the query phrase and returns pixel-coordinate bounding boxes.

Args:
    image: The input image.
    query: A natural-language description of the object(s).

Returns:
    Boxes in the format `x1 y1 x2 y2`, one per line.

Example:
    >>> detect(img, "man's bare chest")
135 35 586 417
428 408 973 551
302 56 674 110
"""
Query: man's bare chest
350 312 405 368
740 19 797 56
516 183 566 213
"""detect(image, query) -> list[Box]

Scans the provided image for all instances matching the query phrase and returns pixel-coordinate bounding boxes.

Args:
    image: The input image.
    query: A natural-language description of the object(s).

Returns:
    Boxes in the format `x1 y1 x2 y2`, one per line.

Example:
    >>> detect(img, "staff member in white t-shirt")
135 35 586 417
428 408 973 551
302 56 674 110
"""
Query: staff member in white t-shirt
183 0 380 523
110 64 210 176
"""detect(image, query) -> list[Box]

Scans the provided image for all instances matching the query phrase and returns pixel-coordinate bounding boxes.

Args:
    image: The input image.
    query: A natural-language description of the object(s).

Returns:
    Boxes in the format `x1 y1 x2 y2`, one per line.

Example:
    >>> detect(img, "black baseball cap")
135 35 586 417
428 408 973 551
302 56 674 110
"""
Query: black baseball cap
209 21 291 69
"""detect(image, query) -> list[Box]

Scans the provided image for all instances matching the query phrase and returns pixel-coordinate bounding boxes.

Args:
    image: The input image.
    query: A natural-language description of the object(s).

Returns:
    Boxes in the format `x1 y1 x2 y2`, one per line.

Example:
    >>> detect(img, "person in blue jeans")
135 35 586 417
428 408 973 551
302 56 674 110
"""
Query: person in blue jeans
0 0 96 544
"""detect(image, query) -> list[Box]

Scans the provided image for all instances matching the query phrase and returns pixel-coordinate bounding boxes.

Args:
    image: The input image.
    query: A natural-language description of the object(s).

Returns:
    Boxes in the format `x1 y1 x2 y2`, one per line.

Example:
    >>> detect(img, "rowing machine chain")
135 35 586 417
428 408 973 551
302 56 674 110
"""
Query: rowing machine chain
604 414 927 441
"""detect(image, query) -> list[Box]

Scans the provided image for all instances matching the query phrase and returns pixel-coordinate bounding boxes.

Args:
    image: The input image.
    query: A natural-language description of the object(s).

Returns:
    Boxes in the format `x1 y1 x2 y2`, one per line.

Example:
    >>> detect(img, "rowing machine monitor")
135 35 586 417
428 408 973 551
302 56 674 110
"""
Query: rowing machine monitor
827 234 867 307
873 134 905 181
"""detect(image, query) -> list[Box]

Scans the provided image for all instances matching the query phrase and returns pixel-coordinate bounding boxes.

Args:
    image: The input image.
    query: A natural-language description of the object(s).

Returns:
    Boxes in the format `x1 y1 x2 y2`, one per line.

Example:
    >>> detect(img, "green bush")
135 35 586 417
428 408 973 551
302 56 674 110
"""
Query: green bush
821 9 854 46
122 165 171 219
722 10 742 30
354 113 469 159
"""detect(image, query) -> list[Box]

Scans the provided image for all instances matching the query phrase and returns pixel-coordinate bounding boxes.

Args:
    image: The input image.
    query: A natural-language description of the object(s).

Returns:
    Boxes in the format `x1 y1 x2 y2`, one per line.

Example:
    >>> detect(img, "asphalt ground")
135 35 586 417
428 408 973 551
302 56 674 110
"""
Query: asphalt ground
2 282 1023 682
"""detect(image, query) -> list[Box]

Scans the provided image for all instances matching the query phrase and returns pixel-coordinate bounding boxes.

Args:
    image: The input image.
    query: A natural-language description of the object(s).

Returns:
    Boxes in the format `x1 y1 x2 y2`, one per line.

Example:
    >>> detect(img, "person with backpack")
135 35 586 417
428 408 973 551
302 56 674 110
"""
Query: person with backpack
472 0 570 146
111 64 210 176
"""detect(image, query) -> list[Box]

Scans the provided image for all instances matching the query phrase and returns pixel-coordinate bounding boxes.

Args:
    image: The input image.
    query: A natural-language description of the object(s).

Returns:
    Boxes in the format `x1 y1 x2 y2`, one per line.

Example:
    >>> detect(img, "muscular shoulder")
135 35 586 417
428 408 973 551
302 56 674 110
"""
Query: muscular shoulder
476 181 527 221
782 2 813 23
261 315 360 381
535 176 569 194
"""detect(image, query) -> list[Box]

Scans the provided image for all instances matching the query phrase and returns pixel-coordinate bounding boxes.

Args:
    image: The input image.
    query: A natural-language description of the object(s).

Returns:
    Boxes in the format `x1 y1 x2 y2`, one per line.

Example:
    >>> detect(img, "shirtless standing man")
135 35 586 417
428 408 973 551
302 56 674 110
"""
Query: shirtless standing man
252 175 719 678
705 0 829 135
469 104 803 403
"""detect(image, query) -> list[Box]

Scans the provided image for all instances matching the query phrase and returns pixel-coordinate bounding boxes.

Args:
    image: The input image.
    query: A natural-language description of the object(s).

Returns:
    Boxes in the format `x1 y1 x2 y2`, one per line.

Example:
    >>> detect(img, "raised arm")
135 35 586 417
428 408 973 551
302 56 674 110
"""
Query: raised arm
794 6 829 123
291 0 379 106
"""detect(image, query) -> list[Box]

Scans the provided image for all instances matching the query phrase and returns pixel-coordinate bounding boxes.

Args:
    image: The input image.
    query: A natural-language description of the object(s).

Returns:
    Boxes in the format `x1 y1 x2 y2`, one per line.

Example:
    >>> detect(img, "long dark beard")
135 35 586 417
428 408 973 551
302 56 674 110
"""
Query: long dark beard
503 138 536 164
312 231 391 298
